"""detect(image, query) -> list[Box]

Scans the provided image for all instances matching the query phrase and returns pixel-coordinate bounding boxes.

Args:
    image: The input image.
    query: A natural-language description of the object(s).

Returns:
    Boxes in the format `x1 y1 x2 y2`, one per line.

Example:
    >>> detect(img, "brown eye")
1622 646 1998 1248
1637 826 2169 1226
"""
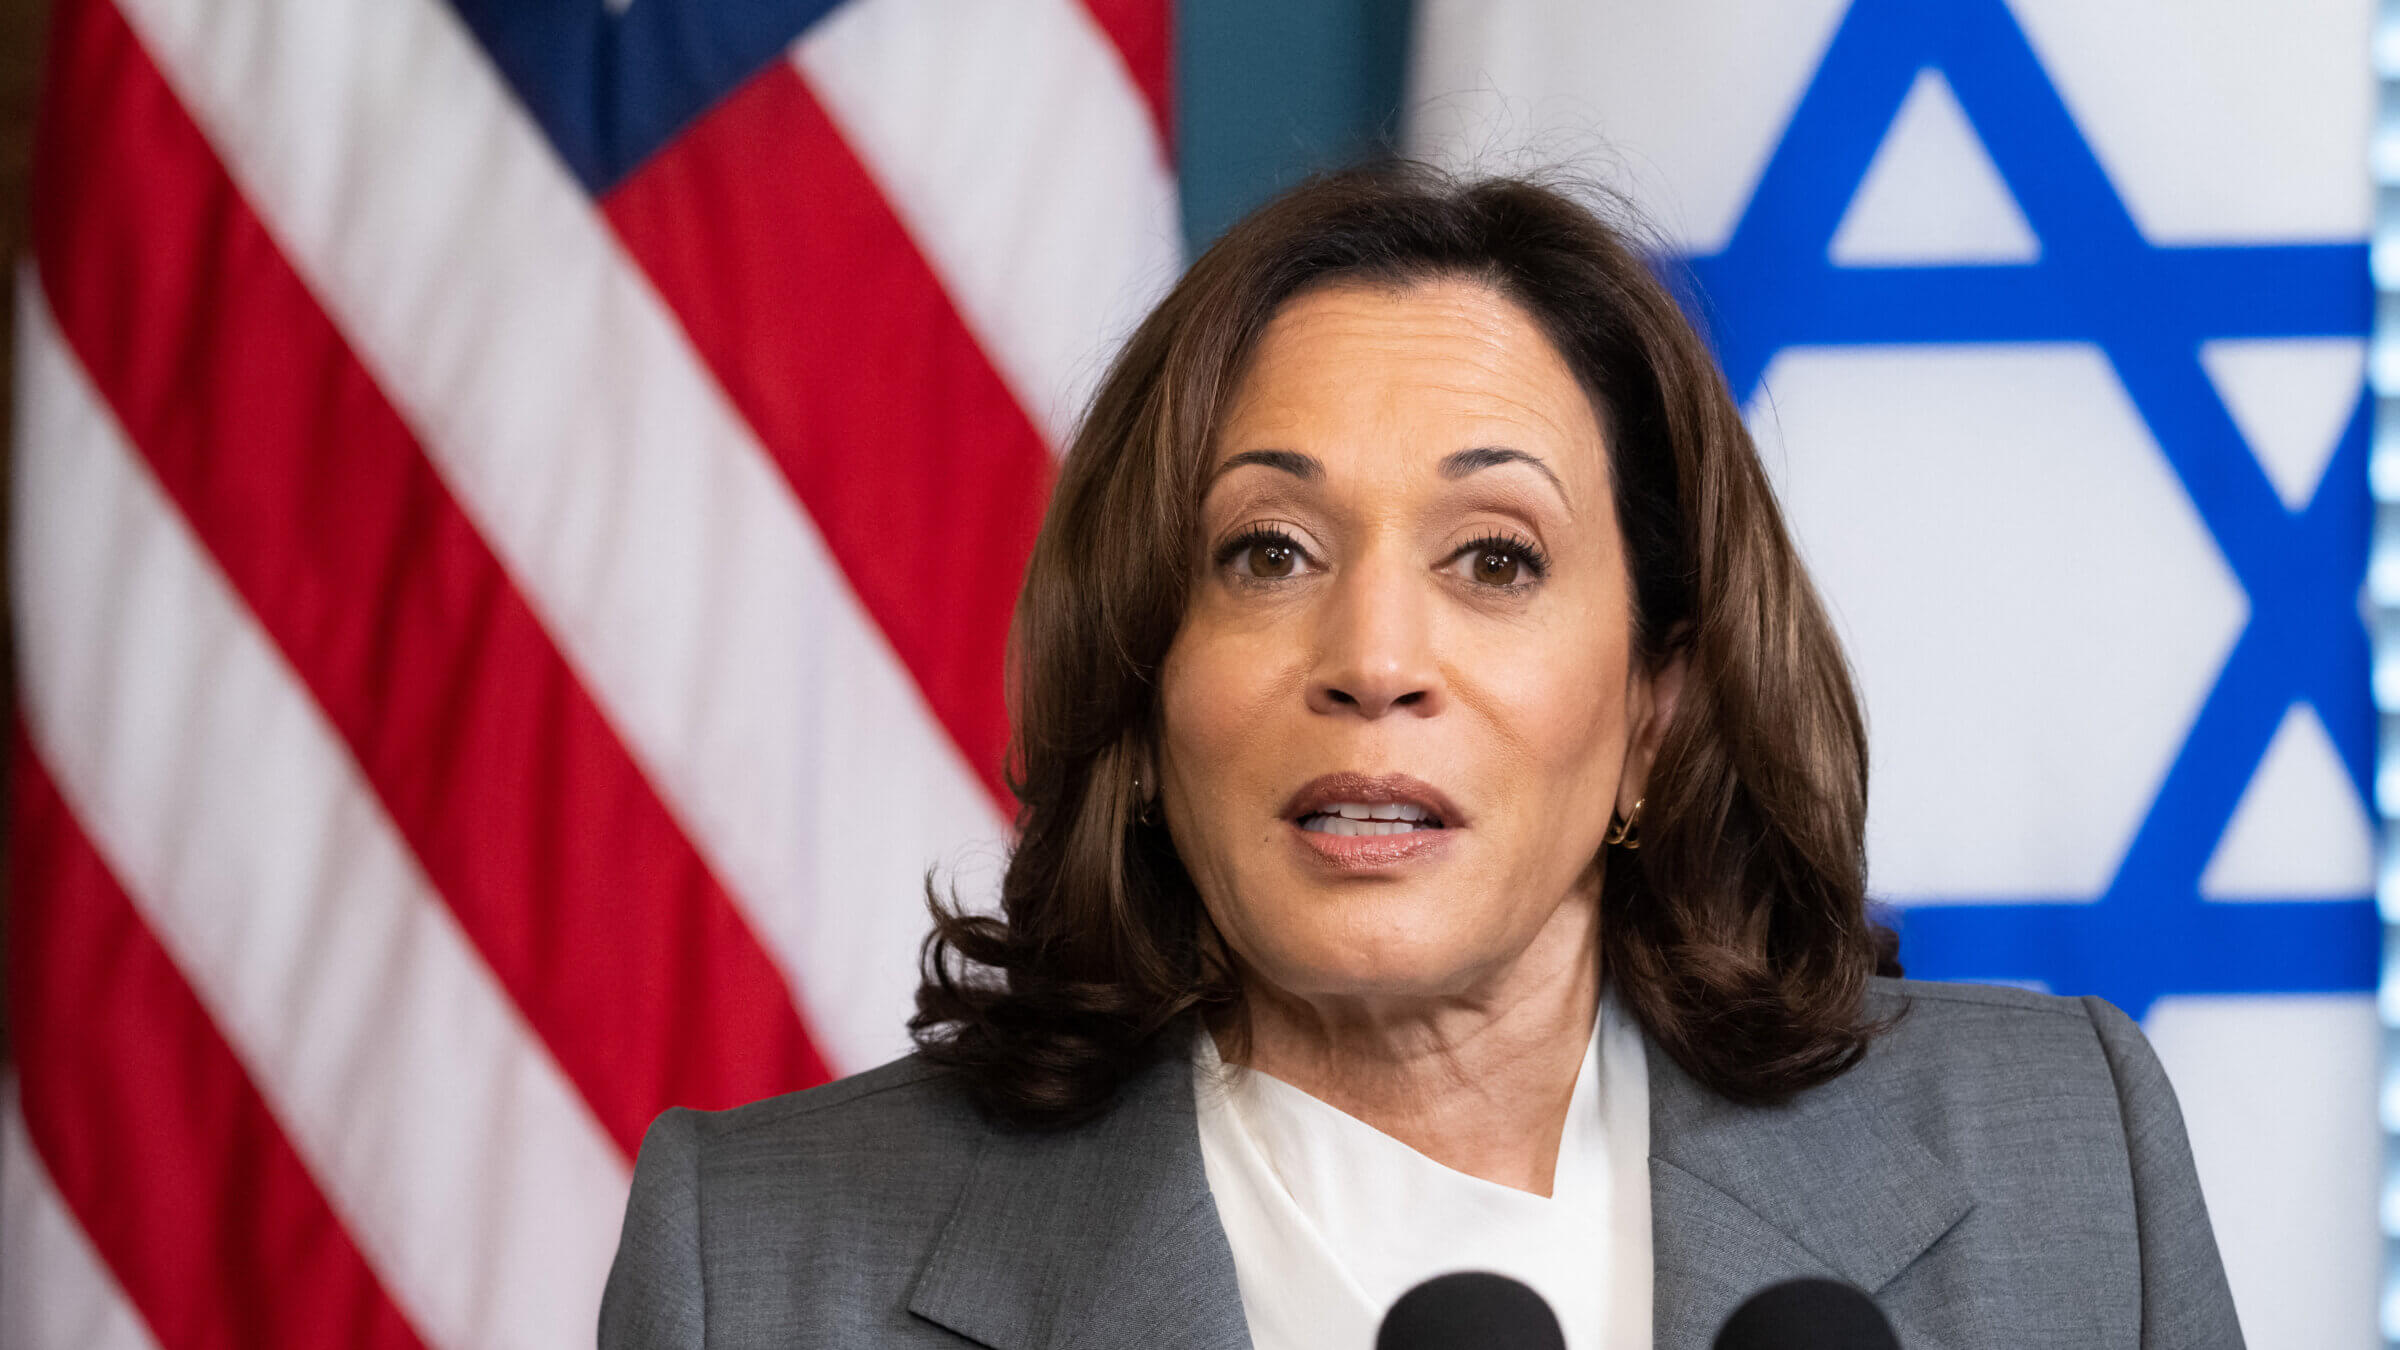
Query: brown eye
1448 533 1548 587
1248 541 1300 578
1472 549 1521 586
1218 529 1312 580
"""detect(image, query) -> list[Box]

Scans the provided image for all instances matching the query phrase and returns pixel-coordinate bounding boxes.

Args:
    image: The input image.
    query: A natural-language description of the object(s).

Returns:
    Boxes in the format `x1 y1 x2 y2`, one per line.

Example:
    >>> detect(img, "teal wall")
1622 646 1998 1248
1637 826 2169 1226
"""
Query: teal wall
1175 1 1418 254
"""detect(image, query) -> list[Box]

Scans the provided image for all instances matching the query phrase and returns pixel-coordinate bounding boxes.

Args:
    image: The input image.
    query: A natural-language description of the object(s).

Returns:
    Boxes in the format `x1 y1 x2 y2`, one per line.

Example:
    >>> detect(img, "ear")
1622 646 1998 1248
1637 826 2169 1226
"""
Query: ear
1131 736 1161 805
1619 648 1690 814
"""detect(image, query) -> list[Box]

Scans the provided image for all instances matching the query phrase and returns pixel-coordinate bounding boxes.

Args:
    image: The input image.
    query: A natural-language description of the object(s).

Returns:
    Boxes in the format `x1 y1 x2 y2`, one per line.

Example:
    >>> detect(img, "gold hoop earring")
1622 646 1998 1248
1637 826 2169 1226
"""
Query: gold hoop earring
1606 796 1645 849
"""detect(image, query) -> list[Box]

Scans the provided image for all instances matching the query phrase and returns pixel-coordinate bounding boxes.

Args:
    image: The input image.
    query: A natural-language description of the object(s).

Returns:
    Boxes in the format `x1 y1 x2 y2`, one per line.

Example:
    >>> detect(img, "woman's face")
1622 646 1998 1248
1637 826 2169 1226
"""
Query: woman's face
1157 278 1679 1010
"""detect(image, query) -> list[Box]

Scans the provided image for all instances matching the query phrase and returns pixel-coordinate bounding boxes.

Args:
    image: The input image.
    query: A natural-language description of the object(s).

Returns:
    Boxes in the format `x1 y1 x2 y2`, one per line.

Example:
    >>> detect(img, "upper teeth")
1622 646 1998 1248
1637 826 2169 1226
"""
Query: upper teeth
1323 802 1428 822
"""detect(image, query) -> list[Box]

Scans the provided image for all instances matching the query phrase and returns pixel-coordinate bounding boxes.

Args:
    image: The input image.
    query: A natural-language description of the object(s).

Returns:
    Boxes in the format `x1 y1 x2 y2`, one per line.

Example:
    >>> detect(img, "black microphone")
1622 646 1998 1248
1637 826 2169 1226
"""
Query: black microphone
1377 1271 1566 1350
1712 1278 1899 1350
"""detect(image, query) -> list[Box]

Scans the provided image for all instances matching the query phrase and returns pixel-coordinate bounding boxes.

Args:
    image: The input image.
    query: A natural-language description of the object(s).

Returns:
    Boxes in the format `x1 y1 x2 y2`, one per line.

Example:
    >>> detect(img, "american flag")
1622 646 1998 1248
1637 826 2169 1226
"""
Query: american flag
0 0 1180 1345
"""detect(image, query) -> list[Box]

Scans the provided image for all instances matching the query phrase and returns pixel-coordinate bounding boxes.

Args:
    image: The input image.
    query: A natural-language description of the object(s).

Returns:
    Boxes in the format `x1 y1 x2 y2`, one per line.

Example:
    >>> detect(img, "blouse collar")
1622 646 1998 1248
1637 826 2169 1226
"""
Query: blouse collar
1191 995 1652 1349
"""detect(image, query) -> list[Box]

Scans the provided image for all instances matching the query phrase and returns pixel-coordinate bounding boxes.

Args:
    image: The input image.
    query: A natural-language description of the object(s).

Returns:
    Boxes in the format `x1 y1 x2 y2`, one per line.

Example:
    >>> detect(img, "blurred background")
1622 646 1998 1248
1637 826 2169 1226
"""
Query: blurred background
0 0 2380 1346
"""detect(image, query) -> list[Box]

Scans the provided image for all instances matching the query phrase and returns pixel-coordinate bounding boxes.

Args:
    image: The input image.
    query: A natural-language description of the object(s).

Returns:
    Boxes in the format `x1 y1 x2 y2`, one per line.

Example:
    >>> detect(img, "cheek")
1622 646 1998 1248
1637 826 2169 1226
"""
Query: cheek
1154 627 1306 959
1460 593 1631 774
1157 624 1300 833
1442 598 1635 888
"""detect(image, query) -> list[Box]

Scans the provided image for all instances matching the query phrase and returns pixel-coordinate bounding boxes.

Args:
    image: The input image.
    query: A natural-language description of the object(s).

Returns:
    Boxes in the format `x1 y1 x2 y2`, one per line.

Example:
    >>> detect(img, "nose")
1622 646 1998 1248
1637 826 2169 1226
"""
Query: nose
1306 558 1446 719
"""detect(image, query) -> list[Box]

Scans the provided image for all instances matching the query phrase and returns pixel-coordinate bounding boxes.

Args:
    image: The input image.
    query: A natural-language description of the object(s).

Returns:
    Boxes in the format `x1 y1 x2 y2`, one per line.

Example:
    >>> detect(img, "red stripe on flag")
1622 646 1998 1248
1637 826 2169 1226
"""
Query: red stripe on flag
32 0 830 1155
9 731 430 1350
605 63 1050 808
1080 0 1174 151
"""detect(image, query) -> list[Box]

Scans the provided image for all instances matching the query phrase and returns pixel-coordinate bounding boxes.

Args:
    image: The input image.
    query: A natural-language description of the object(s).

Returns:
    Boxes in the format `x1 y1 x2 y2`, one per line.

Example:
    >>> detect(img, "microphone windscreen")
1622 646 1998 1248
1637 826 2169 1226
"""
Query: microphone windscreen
1377 1271 1566 1350
1711 1278 1898 1350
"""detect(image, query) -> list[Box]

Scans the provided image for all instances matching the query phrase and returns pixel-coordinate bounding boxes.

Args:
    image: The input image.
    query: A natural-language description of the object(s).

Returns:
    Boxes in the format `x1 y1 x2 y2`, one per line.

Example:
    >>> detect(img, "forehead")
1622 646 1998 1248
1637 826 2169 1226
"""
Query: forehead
1216 278 1606 475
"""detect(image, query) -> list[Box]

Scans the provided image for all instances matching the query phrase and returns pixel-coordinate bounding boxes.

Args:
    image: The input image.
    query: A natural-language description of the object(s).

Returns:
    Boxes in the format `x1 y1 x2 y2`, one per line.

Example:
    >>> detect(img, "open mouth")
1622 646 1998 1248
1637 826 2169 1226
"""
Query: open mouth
1297 802 1445 837
1282 774 1461 868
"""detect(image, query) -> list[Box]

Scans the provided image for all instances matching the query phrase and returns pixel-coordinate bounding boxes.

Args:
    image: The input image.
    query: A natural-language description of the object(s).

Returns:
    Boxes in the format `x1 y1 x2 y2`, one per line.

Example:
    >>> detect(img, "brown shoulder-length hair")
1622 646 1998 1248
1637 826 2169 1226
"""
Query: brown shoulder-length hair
912 161 1896 1129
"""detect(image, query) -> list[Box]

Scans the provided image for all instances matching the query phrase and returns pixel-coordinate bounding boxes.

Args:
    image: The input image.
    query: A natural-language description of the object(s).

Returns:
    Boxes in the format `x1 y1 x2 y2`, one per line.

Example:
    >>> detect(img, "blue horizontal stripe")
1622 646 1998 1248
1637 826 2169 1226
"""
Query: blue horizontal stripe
1895 898 2378 1018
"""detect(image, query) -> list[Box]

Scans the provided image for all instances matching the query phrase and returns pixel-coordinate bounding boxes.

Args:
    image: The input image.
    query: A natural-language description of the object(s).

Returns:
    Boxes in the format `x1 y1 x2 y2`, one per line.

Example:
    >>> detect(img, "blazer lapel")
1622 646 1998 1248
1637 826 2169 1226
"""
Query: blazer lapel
1647 1045 1973 1349
910 1026 1975 1350
907 1052 1252 1350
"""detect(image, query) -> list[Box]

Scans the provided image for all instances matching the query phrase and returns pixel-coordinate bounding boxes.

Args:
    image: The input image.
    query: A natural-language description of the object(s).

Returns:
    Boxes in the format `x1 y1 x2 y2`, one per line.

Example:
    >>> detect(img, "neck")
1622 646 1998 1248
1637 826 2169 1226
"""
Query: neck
1217 891 1601 1197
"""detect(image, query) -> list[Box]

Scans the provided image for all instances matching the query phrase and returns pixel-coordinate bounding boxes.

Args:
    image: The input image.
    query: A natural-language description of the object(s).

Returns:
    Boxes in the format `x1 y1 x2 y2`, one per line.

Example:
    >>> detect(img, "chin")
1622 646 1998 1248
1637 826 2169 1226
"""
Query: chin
1241 904 1508 1004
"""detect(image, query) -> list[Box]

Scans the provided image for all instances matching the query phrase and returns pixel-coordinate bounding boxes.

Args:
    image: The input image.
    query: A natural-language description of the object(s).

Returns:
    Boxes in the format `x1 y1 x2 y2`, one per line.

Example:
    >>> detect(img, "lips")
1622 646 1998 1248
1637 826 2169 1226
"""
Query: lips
1280 774 1464 870
1281 772 1464 829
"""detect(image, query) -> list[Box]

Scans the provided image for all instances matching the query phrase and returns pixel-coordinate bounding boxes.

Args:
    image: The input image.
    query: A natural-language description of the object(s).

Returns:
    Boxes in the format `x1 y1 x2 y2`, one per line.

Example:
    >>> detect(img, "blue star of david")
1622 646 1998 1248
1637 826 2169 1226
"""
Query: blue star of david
1678 0 2375 1018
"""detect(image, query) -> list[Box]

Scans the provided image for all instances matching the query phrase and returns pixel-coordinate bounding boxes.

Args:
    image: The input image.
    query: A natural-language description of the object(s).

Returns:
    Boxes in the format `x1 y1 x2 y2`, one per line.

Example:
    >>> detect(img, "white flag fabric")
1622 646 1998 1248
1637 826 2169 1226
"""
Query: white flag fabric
1412 2 2379 1344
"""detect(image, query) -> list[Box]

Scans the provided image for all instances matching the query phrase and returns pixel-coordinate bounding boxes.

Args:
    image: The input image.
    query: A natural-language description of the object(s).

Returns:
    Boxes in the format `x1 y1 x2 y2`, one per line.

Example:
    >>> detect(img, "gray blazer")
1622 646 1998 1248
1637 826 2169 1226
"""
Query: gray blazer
599 978 2243 1348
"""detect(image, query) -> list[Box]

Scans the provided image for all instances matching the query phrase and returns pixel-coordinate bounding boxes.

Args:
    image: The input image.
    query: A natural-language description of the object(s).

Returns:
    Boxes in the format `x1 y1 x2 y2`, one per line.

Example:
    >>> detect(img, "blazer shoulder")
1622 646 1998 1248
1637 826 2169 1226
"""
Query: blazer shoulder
1846 978 2240 1346
604 1057 1003 1348
1861 976 2117 1076
1844 977 2146 1165
679 1053 991 1183
1866 974 2094 1021
622 1054 993 1254
697 1053 965 1136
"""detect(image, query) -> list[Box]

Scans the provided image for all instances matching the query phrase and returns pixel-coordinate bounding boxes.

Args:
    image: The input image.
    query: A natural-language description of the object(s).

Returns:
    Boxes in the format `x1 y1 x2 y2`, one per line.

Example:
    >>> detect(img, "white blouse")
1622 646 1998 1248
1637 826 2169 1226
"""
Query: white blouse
1192 996 1653 1350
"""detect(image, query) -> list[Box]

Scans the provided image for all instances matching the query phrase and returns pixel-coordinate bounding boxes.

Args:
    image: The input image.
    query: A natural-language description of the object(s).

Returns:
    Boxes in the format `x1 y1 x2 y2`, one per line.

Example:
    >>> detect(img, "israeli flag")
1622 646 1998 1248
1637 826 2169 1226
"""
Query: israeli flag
1410 2 2377 1343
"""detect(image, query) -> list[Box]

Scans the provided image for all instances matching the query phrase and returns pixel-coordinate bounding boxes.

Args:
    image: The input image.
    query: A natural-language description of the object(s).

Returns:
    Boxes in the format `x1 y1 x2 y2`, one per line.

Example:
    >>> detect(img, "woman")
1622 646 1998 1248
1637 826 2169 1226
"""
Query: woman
599 165 2241 1349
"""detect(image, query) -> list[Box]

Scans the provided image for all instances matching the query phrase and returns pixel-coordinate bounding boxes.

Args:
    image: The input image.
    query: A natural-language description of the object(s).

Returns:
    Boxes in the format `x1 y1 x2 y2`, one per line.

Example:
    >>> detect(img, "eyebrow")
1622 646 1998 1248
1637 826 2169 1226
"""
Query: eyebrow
1442 446 1568 502
1207 444 1569 503
1210 449 1322 483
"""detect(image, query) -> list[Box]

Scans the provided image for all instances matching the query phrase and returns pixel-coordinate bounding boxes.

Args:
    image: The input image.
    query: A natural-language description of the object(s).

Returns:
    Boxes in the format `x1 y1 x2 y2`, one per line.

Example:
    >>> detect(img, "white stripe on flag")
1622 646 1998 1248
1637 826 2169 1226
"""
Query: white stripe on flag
9 281 628 1350
111 0 1012 1073
794 0 1182 451
0 1077 162 1350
